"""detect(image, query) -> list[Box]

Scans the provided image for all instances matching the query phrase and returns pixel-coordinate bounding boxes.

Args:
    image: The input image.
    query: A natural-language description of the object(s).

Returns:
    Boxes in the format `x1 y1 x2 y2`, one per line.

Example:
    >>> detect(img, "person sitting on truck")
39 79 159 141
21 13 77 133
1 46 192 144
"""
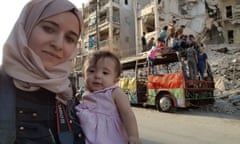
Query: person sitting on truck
144 38 164 74
197 46 209 80
159 25 168 43
147 37 155 51
186 43 198 80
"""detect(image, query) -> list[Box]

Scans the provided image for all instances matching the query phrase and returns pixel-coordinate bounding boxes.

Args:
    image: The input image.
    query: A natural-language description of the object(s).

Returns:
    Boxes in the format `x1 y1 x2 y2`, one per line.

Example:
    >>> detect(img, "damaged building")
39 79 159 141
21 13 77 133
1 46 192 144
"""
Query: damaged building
135 0 240 52
73 0 136 73
73 0 136 71
80 0 135 57
73 0 240 73
218 0 240 44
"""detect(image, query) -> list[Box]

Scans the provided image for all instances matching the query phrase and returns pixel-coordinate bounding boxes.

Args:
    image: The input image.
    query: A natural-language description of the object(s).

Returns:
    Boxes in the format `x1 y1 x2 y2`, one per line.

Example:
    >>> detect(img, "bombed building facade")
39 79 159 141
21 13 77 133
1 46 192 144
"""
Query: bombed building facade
135 0 240 52
72 0 240 74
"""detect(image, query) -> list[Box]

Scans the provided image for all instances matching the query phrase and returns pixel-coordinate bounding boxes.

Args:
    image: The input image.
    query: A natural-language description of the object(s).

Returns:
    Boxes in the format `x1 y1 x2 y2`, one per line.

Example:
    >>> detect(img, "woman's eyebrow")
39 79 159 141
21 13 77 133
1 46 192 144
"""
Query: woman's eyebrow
41 20 79 37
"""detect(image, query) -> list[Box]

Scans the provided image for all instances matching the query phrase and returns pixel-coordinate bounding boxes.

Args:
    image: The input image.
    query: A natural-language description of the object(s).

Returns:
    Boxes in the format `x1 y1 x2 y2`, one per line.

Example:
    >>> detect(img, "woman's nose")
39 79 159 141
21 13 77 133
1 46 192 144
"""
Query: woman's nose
51 34 64 50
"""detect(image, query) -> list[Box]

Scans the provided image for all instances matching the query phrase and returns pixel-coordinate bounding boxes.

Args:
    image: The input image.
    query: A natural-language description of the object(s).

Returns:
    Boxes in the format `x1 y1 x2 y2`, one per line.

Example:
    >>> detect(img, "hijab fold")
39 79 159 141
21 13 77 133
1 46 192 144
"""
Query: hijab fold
3 0 82 100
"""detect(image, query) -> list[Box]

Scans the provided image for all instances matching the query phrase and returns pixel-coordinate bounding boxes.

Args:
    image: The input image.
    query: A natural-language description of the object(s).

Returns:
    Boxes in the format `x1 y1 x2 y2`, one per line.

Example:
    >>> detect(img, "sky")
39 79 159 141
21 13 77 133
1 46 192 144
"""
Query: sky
0 0 88 65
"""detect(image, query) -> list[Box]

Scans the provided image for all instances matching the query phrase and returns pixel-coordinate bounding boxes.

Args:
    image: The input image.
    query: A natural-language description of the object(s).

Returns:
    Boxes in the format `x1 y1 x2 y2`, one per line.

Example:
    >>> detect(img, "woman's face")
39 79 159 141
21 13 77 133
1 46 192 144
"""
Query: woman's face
28 12 80 70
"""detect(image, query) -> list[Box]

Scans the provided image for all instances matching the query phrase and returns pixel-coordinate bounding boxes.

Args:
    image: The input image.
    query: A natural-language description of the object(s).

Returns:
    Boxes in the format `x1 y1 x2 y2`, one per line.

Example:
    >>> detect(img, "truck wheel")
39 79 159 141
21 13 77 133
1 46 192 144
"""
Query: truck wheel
157 96 173 112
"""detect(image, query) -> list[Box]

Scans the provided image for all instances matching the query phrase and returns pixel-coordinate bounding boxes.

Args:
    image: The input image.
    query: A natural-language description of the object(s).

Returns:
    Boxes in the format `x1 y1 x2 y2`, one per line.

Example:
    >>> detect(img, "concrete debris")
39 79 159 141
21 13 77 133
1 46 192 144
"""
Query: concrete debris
211 99 238 114
229 95 240 106
203 44 240 116
211 47 229 53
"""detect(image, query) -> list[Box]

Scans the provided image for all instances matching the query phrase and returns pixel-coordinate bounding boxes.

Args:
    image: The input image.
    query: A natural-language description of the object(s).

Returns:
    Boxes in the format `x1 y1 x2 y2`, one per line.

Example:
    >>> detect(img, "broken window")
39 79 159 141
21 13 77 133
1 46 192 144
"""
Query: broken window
226 6 233 19
179 1 188 15
125 0 128 5
227 30 234 44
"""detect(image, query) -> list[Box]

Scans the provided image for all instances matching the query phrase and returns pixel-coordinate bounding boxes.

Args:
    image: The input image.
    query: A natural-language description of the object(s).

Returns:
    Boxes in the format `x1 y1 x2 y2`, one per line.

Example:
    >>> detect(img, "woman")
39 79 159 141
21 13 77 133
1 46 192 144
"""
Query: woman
0 0 83 143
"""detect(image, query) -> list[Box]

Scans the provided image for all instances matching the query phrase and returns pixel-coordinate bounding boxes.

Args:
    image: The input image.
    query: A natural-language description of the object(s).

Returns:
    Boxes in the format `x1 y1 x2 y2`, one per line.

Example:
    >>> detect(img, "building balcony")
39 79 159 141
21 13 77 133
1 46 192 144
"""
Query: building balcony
99 39 109 48
138 1 155 17
99 0 109 8
88 25 97 33
99 16 109 25
232 19 240 24
112 0 120 5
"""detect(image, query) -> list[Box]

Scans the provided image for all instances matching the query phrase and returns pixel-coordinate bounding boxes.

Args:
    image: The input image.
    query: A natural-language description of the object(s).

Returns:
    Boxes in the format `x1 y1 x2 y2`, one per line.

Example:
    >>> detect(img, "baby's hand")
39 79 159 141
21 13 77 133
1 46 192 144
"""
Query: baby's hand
128 136 141 144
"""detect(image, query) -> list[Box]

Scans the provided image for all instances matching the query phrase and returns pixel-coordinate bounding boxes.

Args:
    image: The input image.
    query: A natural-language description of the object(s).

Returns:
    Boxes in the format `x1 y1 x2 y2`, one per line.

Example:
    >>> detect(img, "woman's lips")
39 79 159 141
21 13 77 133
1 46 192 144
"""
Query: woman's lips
43 50 61 59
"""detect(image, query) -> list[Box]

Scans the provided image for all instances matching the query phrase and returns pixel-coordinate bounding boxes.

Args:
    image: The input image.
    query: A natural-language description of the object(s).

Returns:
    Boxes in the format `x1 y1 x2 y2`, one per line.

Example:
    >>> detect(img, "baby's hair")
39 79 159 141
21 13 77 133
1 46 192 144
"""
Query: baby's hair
83 51 122 77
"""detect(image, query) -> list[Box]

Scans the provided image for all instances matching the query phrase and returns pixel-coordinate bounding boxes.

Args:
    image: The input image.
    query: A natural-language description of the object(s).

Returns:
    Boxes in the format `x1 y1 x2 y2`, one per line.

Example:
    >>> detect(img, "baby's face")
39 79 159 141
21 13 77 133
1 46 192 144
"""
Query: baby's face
84 57 119 92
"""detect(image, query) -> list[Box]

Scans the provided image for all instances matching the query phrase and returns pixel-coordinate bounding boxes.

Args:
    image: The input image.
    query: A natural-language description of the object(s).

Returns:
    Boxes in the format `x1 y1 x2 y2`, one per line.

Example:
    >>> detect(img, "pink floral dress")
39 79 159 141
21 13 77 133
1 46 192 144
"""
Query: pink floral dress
75 85 128 144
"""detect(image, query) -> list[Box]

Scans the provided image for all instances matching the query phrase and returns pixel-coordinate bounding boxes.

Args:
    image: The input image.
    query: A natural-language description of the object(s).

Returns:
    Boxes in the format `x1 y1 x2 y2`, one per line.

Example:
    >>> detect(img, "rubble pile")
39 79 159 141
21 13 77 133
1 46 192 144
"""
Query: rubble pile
206 44 240 116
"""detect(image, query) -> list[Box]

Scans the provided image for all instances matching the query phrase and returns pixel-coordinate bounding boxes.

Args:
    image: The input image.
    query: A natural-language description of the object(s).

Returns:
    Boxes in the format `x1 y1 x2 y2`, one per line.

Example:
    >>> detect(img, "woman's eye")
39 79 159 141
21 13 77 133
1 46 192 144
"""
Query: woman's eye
66 36 77 44
43 26 55 33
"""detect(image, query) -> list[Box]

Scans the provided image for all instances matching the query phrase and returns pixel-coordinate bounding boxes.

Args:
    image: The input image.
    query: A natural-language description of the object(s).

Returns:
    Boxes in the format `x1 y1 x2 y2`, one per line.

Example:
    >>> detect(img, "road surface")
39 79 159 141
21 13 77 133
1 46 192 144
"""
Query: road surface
133 107 240 144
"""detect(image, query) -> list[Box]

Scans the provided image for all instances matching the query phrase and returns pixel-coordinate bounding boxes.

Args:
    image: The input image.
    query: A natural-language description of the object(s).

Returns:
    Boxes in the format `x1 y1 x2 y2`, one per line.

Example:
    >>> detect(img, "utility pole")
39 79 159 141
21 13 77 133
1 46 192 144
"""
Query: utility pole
154 0 160 40
96 0 100 50
133 0 138 55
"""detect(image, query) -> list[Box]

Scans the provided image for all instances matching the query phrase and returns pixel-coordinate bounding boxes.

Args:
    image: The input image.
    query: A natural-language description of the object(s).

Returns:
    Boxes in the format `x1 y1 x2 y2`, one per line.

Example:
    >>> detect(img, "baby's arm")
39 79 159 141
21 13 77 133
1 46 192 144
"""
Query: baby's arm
113 87 141 144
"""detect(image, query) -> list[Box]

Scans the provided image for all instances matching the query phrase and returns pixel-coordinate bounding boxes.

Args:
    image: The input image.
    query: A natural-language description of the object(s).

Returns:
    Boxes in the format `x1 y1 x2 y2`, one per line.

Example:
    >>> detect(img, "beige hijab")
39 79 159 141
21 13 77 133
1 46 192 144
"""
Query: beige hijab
2 0 82 100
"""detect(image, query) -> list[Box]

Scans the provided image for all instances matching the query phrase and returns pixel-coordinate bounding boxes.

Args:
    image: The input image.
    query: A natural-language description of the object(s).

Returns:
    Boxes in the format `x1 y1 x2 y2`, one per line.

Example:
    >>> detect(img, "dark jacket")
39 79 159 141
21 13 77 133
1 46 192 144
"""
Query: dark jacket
0 68 16 144
0 68 84 144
